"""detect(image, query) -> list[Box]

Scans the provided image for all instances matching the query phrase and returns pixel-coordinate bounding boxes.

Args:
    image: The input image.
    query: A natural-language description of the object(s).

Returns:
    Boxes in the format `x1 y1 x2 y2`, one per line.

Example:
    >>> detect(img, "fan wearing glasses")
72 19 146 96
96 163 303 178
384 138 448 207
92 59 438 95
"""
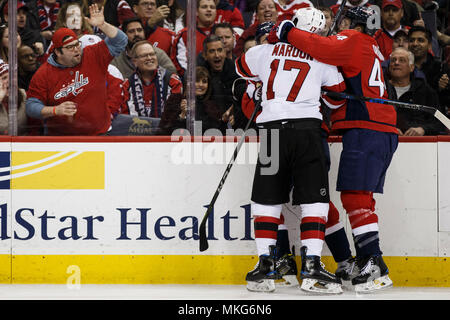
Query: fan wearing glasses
121 39 184 120
25 4 128 136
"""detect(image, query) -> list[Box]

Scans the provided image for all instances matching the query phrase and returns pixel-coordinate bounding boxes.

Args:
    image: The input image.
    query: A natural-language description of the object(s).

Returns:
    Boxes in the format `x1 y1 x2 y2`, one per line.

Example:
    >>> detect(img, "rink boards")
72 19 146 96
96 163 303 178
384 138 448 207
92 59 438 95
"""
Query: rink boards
0 135 449 286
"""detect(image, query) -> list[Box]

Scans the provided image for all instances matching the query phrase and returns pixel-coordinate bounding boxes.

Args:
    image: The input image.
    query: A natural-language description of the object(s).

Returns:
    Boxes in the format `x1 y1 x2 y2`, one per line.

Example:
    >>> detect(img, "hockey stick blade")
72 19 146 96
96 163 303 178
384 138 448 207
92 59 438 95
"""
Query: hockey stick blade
322 90 450 130
199 97 262 252
199 206 213 251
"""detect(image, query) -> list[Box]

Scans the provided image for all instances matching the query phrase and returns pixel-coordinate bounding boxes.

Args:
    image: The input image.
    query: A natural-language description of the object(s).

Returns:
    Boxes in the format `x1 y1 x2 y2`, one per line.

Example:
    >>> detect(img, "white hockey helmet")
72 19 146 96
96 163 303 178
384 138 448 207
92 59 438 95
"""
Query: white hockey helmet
292 7 326 34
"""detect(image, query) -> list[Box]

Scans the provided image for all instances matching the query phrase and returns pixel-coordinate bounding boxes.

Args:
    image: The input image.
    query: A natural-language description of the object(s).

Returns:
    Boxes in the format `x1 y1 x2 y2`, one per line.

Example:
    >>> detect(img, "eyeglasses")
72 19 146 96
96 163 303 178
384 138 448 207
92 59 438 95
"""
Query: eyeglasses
62 41 81 51
139 1 156 7
136 52 156 59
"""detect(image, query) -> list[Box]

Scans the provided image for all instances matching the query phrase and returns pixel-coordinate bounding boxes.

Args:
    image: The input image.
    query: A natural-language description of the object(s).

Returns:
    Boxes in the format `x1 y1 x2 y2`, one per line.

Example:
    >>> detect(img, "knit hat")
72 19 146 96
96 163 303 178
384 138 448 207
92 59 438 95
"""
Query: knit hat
51 28 78 49
0 61 8 77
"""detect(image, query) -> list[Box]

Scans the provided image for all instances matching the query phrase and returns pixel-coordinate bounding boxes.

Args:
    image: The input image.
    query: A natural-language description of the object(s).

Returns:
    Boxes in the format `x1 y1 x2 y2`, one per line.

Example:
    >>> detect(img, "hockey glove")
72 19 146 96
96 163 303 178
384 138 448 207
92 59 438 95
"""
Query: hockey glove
267 20 295 44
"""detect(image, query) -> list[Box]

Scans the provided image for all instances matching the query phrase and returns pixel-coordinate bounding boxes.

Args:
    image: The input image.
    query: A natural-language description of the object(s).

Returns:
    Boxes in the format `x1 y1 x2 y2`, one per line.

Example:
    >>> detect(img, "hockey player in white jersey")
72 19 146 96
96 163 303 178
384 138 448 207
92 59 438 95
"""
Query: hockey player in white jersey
235 9 346 295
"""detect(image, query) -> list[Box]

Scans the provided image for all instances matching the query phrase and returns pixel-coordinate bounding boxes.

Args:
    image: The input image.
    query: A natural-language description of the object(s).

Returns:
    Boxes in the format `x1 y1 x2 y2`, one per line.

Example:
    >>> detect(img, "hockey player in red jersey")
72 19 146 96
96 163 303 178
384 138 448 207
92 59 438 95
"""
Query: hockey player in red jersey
236 11 347 294
268 6 397 293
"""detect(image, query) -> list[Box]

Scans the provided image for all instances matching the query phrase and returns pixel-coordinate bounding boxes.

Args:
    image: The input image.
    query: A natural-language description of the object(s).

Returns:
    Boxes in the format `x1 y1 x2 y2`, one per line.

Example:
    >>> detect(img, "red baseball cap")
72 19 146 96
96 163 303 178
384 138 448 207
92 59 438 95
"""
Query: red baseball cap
382 0 403 9
52 28 78 49
3 1 28 15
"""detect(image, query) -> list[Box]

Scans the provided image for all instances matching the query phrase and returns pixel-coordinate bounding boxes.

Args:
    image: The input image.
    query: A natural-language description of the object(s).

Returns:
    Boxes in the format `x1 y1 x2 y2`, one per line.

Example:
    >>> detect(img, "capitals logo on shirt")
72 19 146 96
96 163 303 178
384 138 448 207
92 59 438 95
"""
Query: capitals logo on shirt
54 71 89 100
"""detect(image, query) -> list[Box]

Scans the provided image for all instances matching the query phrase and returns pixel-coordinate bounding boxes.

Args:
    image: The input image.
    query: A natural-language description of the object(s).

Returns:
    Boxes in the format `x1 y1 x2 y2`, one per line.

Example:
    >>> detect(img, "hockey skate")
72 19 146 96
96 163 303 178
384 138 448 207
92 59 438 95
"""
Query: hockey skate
352 255 393 293
299 246 343 295
246 247 280 292
275 252 299 287
335 257 359 290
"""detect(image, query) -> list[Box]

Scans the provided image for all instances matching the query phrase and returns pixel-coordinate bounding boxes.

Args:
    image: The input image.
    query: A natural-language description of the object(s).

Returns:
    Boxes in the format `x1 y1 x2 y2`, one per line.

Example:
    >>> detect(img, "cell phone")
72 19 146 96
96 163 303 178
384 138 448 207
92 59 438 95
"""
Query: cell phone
158 0 168 6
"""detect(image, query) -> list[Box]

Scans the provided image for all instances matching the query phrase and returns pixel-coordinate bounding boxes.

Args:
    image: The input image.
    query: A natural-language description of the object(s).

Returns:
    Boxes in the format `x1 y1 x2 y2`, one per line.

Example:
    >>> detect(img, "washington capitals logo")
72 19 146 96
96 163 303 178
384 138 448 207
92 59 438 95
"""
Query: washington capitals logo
54 71 89 100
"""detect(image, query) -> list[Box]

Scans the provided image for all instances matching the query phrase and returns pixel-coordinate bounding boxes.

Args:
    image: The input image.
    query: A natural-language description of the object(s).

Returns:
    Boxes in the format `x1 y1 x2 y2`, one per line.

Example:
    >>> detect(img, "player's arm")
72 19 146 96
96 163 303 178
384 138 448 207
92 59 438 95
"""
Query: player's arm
241 80 262 120
235 50 262 119
286 29 357 67
321 66 346 109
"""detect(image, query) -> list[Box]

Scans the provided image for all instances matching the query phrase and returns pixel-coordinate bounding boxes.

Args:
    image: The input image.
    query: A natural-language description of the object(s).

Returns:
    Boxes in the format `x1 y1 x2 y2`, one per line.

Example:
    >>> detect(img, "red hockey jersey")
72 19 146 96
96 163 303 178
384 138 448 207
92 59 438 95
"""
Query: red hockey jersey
286 28 398 134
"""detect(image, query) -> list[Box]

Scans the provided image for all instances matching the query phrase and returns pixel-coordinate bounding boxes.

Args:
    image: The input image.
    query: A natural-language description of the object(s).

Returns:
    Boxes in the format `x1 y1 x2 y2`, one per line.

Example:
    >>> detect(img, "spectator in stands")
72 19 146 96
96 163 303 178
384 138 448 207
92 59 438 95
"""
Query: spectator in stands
381 29 426 77
134 0 170 29
157 0 185 33
122 40 183 118
2 1 44 57
198 35 239 134
372 0 421 27
18 45 39 91
194 65 226 133
0 61 29 135
318 6 334 36
233 0 277 57
81 0 135 28
392 28 409 49
111 17 176 79
243 35 256 52
172 0 217 78
79 34 127 118
55 2 93 37
214 0 245 36
213 22 236 60
26 4 128 136
408 25 449 107
275 0 313 22
36 0 60 44
0 23 22 62
386 47 444 135
374 0 408 59
132 0 175 56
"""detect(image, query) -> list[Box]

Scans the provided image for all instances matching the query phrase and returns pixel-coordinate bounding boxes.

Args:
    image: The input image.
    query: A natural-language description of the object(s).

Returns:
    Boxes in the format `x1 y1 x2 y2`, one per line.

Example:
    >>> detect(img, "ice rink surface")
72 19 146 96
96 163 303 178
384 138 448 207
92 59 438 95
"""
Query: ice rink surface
0 283 448 300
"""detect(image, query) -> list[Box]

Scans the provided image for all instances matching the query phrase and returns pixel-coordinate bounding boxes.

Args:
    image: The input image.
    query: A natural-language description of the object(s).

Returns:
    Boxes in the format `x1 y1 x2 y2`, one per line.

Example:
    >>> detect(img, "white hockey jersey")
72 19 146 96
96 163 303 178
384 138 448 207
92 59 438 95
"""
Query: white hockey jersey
235 42 345 124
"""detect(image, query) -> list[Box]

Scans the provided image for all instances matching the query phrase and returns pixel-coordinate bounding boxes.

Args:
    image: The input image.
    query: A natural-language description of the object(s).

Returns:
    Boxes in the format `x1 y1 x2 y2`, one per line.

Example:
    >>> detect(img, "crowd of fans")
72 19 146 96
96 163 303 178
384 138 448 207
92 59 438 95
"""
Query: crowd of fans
0 0 448 136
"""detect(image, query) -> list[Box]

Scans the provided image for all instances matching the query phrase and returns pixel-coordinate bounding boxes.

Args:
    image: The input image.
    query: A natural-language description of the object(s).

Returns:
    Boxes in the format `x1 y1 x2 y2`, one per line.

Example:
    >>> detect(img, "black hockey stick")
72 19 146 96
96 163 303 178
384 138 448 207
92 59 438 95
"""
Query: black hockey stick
322 90 450 130
199 97 262 252
327 0 347 36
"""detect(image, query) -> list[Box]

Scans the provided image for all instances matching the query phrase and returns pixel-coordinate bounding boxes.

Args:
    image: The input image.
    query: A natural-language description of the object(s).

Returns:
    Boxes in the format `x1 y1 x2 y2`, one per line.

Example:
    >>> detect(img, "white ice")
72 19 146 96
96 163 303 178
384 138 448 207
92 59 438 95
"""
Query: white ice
0 284 449 300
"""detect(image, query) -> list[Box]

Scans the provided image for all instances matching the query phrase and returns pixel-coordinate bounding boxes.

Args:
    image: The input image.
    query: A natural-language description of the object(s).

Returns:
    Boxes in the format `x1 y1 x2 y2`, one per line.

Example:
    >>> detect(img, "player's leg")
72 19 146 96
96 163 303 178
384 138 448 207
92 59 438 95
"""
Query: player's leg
337 129 398 293
325 200 358 285
246 128 289 292
275 214 299 286
292 127 342 294
321 131 356 282
246 203 282 292
298 202 342 294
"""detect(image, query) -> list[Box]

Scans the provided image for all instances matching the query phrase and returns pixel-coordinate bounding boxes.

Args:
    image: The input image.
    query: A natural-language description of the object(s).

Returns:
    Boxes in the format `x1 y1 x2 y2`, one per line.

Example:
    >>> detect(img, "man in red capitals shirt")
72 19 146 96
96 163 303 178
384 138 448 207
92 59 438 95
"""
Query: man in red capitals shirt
25 4 128 135
268 6 398 293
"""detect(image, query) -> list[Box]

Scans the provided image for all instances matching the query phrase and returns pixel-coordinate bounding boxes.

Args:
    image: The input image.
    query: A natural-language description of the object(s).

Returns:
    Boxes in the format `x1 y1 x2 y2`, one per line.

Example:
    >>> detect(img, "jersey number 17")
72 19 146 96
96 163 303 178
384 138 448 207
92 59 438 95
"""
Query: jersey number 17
266 59 311 102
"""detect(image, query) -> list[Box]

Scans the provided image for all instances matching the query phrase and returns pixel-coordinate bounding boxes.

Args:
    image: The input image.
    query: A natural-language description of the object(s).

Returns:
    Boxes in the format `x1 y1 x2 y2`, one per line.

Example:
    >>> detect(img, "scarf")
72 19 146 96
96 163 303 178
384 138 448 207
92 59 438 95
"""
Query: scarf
37 0 60 31
128 68 167 118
